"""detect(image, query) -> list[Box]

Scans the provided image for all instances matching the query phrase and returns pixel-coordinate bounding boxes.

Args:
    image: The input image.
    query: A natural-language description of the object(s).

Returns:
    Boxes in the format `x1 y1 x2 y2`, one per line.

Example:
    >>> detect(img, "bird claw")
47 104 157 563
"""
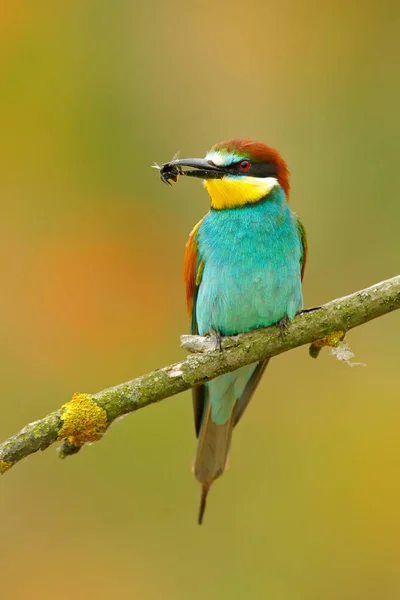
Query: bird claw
278 316 289 340
208 328 223 352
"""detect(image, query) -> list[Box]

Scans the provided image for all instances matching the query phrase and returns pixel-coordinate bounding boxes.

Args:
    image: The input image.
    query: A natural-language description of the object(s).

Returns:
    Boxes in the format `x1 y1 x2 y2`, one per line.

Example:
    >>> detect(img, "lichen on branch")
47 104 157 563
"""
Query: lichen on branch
58 393 109 447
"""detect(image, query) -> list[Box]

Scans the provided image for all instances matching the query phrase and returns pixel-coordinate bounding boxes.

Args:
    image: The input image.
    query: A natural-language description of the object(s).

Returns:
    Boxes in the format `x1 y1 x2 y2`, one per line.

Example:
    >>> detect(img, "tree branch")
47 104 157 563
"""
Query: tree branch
1 275 399 474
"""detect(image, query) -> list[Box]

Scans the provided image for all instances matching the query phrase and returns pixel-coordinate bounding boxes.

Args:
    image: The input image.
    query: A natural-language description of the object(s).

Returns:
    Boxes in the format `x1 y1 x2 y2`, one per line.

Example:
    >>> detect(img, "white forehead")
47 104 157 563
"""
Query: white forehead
205 149 242 167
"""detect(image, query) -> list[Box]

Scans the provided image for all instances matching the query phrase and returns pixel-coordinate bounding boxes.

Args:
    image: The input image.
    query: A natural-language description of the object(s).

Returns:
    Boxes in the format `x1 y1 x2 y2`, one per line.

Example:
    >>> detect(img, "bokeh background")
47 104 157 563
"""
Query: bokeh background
1 1 400 598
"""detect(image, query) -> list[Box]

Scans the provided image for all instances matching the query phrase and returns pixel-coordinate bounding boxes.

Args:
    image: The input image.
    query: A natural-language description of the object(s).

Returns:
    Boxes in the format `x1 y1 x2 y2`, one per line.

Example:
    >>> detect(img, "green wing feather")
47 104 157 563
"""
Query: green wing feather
296 216 308 281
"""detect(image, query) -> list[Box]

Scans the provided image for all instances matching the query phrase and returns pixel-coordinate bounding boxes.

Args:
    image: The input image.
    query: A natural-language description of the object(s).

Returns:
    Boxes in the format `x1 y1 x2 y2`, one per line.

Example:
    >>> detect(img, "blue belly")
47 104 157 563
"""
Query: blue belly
196 190 303 336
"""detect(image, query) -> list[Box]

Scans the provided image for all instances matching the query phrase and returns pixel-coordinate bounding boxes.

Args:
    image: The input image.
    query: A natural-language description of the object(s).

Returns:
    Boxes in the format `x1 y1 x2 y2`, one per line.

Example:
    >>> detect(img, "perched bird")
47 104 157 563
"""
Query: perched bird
158 138 307 524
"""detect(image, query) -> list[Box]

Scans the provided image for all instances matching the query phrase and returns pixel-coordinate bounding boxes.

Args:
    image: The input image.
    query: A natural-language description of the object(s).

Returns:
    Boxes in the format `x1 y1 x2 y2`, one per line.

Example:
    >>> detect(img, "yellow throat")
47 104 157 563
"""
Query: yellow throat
204 176 279 210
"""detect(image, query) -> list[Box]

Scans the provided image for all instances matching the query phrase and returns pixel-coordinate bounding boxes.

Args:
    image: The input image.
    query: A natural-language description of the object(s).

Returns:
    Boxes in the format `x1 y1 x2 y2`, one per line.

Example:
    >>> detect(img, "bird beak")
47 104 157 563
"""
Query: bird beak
159 158 225 184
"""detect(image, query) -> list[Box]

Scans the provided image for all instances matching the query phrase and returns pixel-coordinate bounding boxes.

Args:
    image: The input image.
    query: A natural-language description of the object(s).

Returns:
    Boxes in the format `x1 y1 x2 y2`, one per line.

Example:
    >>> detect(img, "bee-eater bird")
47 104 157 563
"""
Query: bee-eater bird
157 138 307 524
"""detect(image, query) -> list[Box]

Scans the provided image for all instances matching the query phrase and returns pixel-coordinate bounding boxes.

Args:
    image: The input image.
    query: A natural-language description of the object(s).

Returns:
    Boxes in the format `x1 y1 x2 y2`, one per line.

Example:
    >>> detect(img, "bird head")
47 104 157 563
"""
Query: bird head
160 138 289 210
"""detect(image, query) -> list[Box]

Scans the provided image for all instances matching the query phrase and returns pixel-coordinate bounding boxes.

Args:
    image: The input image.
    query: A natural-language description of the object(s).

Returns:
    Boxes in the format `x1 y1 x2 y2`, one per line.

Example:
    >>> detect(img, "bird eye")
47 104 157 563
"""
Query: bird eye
239 160 251 171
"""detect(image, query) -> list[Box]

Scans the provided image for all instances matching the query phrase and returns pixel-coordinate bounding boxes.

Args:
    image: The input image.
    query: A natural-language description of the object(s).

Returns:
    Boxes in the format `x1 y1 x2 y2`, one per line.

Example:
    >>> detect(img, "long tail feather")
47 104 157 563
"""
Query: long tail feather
193 398 235 525
192 361 268 523
198 484 210 525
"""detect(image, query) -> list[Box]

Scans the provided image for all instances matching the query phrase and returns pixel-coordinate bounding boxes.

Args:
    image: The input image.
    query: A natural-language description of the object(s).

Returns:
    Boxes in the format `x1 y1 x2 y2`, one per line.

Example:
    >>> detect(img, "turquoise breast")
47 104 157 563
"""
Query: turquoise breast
196 187 303 336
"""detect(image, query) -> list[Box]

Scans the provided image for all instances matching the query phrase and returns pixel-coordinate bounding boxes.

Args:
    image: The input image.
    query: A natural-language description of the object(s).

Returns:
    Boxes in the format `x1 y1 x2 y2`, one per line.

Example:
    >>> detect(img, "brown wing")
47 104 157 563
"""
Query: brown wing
183 218 206 435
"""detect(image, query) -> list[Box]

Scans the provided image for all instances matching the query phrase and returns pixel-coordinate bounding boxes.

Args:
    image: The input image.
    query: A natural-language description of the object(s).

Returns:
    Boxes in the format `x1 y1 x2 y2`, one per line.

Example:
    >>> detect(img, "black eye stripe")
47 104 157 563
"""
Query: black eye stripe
227 162 279 178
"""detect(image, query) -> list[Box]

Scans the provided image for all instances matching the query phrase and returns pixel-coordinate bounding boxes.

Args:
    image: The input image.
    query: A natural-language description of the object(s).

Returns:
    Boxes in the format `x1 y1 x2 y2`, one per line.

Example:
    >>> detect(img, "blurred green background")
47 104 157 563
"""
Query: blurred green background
1 1 400 598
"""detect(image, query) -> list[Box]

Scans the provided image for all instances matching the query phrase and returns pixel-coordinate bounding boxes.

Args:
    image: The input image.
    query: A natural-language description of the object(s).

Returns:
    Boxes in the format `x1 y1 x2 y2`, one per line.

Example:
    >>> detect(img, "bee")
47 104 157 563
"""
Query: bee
152 152 183 185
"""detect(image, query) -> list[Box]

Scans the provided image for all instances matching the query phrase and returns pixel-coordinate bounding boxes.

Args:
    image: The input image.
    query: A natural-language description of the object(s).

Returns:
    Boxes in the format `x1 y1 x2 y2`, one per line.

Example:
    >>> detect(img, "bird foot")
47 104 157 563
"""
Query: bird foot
278 316 289 340
208 328 223 352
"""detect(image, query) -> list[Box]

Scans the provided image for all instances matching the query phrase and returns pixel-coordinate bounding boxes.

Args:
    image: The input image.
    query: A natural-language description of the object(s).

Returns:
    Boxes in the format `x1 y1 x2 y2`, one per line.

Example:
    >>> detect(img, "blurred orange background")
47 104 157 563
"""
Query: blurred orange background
2 1 400 598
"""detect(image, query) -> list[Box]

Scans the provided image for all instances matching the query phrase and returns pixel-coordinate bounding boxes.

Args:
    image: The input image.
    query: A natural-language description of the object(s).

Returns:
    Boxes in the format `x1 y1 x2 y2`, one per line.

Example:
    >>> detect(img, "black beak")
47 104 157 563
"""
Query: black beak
158 157 225 185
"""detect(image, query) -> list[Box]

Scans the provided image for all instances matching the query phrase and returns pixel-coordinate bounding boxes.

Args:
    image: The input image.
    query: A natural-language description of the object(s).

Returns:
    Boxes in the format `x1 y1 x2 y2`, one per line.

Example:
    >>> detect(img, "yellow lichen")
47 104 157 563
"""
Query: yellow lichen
58 393 108 447
313 330 346 348
309 331 346 359
0 460 12 474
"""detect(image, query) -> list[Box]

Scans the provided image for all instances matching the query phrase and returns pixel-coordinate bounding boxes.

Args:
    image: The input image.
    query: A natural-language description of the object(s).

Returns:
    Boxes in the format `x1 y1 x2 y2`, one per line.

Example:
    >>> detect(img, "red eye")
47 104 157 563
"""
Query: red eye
239 160 251 171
